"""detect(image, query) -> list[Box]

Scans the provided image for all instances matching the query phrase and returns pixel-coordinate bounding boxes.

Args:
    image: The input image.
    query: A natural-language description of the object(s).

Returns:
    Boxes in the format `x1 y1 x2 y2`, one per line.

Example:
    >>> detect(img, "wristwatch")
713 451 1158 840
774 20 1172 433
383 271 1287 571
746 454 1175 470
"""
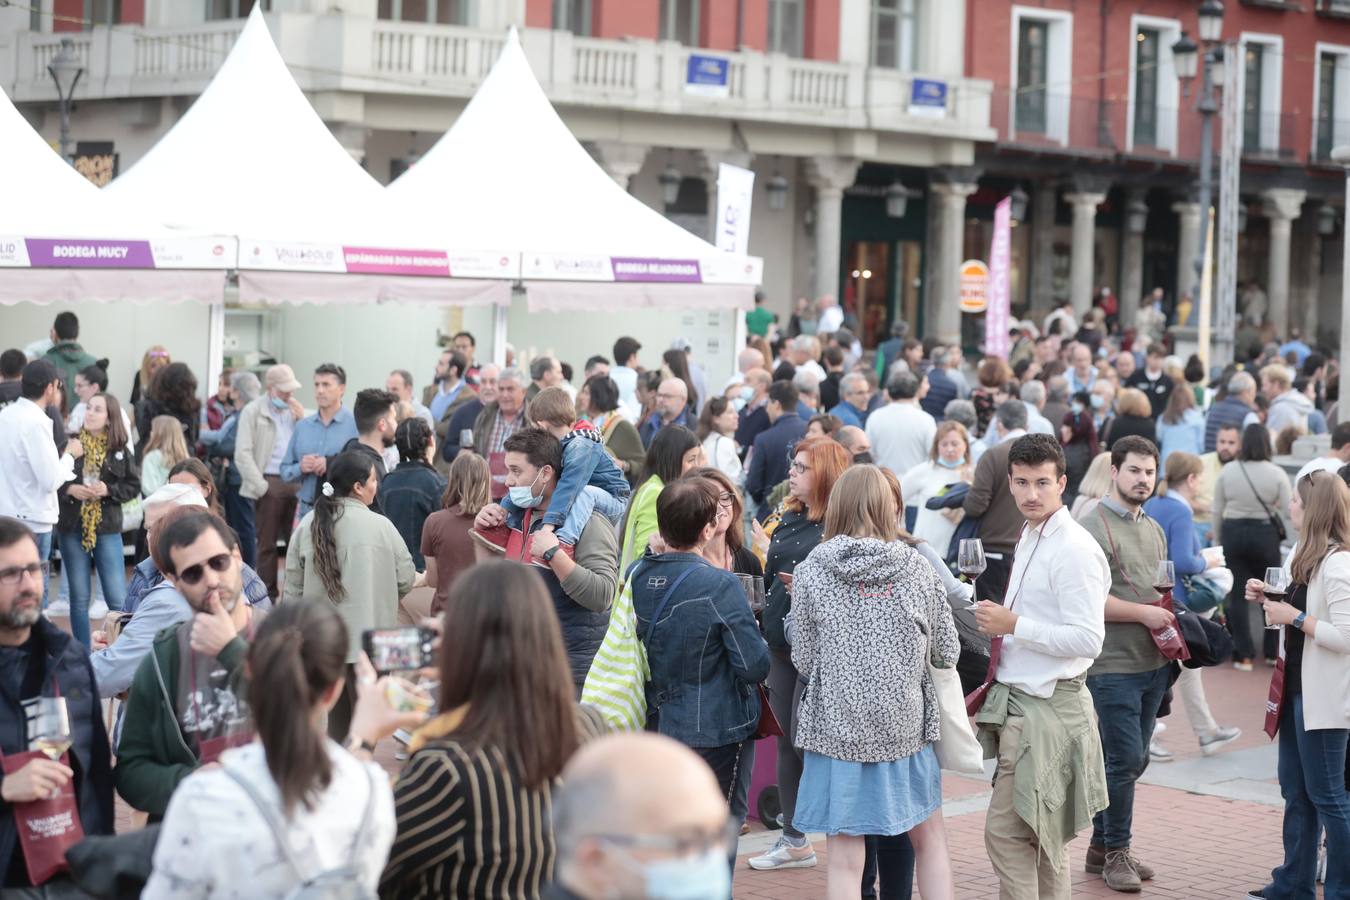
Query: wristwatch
345 735 377 755
542 545 560 564
1292 612 1308 630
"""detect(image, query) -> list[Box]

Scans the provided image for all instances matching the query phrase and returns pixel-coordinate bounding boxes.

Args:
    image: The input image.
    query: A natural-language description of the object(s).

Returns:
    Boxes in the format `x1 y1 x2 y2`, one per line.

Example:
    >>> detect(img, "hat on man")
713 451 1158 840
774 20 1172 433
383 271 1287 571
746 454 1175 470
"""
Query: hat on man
264 364 302 392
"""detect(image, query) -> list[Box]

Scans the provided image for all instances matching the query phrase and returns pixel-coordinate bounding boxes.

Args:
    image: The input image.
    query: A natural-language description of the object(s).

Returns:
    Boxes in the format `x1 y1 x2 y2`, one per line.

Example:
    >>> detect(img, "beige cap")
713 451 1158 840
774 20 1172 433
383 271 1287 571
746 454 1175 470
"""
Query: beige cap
265 364 302 392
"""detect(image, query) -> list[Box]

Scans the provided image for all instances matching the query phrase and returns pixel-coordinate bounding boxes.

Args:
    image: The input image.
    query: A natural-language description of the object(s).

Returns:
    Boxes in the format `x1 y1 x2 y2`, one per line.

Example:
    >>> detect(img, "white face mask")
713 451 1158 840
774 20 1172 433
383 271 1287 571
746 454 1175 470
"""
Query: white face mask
613 846 731 900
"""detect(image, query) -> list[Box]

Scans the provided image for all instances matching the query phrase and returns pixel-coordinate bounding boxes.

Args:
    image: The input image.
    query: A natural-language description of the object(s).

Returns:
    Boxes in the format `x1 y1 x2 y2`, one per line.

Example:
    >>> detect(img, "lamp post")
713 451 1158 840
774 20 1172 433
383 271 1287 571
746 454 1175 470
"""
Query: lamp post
47 38 84 163
1172 0 1226 319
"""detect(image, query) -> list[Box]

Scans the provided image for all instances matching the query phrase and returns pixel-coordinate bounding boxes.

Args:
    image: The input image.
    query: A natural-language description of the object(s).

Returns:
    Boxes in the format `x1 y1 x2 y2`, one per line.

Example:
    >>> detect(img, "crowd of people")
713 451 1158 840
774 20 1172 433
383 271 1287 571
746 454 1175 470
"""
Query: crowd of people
0 298 1344 900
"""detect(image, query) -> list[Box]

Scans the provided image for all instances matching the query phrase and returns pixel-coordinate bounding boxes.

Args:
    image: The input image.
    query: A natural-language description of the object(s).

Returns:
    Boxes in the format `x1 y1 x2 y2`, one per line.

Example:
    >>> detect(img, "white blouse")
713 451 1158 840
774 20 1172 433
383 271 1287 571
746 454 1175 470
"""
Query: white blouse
901 460 971 553
702 432 743 487
143 740 396 899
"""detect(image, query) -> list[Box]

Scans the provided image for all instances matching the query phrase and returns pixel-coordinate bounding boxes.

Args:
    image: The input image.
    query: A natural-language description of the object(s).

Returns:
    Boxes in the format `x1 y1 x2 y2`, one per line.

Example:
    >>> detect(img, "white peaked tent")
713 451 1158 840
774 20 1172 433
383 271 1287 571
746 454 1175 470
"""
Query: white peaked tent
104 5 509 310
0 87 230 306
386 29 762 314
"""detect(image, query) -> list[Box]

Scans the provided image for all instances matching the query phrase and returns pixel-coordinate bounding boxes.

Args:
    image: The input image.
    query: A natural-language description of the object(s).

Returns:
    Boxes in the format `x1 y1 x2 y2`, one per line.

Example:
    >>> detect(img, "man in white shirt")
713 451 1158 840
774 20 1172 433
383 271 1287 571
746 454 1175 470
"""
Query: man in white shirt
865 370 936 480
973 433 1110 899
816 294 845 334
1294 422 1350 484
610 336 642 422
0 360 81 597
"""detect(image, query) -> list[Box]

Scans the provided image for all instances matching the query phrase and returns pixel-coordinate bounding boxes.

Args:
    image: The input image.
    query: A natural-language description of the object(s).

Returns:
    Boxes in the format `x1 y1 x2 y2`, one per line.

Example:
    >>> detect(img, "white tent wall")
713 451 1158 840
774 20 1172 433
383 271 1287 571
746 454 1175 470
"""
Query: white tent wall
255 302 496 408
0 302 213 402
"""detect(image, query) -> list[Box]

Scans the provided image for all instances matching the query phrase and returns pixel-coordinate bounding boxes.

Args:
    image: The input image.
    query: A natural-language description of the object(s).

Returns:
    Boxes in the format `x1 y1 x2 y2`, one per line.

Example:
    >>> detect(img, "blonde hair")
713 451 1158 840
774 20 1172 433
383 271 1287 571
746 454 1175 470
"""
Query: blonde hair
1115 387 1152 418
1261 363 1294 392
1157 451 1203 497
144 415 189 467
929 421 971 464
824 465 900 542
443 452 491 517
138 345 169 393
1077 452 1114 502
1291 472 1350 585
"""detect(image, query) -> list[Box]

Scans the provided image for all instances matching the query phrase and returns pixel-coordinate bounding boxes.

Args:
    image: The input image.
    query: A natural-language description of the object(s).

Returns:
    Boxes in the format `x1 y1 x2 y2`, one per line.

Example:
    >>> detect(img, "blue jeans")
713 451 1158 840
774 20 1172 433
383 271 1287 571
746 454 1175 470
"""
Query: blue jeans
1087 665 1172 849
558 485 626 545
1263 694 1350 900
34 530 53 603
56 531 126 648
223 483 257 570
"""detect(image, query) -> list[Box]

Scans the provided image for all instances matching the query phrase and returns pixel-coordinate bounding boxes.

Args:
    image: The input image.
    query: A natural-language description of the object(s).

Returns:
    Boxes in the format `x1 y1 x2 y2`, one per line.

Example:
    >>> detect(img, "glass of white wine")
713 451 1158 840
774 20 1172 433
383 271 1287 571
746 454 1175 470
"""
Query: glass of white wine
32 697 71 761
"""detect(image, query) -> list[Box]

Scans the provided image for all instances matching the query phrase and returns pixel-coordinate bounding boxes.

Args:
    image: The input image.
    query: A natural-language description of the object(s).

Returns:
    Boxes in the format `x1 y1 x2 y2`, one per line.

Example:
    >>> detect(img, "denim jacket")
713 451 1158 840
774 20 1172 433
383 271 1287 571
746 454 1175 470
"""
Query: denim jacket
632 552 771 748
381 461 448 569
502 423 631 530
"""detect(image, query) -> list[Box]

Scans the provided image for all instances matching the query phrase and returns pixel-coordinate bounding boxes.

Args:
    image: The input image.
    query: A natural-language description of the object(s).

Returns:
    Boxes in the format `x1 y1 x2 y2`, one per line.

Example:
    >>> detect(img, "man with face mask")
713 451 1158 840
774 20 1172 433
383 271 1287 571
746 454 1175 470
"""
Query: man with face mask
115 511 262 820
473 428 617 692
0 515 114 893
836 425 872 464
546 732 735 900
234 364 306 597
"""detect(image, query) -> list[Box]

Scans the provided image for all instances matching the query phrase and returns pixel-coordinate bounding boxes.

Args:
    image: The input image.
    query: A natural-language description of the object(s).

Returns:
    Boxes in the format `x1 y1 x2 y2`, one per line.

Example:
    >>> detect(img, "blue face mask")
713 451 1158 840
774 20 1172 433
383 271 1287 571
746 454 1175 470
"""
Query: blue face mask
739 386 754 403
1090 394 1106 410
937 456 964 469
732 397 747 412
631 848 731 900
507 471 544 509
270 395 287 410
1071 402 1085 416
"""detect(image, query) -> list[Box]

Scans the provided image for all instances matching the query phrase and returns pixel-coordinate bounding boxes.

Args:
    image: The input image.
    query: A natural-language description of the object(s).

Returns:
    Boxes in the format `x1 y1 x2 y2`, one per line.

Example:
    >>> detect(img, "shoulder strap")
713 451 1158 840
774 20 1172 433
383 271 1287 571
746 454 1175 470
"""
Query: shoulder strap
642 564 705 645
1237 462 1277 517
225 767 306 879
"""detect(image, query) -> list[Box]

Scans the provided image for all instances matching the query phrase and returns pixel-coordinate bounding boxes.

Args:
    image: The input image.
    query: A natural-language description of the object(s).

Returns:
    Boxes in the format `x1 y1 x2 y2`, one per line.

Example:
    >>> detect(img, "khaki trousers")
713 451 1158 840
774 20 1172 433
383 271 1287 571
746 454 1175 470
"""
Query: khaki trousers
984 715 1073 900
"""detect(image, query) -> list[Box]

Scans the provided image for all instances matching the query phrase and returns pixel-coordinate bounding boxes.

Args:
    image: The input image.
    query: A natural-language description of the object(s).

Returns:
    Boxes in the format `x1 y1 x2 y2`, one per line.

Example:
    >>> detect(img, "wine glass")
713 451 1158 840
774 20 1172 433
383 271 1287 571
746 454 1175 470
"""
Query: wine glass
32 697 71 761
958 539 986 583
1263 567 1290 630
1152 560 1175 593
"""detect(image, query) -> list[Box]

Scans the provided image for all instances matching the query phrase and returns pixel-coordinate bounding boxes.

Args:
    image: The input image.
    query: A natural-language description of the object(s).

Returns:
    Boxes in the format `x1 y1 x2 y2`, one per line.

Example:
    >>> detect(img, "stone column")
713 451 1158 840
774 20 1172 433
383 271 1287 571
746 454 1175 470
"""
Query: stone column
805 156 861 301
1119 188 1147 330
1028 181 1058 315
1064 190 1106 317
1172 200 1201 307
1262 188 1308 337
928 178 979 345
588 141 650 189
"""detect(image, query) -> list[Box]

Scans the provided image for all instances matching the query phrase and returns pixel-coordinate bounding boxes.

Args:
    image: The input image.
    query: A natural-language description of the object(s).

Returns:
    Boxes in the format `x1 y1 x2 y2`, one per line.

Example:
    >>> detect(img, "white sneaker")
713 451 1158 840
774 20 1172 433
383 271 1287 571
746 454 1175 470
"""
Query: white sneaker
1148 740 1174 762
746 835 817 870
1199 726 1241 756
88 600 109 620
45 599 70 617
1152 721 1167 736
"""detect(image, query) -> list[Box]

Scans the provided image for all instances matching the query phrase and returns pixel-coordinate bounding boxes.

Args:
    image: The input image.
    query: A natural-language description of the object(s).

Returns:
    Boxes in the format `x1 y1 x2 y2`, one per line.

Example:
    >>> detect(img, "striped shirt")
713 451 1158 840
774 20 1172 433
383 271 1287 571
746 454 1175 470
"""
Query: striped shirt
378 706 606 900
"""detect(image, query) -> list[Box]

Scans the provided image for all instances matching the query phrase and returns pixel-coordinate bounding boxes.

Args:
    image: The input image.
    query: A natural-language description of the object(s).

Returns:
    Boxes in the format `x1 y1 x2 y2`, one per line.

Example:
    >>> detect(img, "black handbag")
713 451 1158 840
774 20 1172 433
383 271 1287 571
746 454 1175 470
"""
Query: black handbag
65 825 161 900
1238 462 1287 542
1174 604 1235 669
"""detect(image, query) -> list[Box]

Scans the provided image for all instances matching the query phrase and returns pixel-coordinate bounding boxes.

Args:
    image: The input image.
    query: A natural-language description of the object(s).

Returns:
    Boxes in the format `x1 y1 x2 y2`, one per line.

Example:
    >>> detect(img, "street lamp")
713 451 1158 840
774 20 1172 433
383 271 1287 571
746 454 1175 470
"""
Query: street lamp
47 38 83 163
1319 203 1338 236
658 157 682 206
1009 185 1029 224
766 171 789 211
885 182 912 219
1126 198 1149 233
1171 32 1198 81
1197 0 1225 43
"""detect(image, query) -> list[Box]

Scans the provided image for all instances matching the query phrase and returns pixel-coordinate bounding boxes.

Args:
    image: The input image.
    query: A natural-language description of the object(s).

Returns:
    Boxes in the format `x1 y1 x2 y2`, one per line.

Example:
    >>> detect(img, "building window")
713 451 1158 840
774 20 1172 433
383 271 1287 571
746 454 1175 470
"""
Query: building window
660 0 699 45
1317 49 1350 162
871 0 919 70
767 0 804 57
1243 43 1264 150
1016 19 1049 134
83 0 120 26
553 0 591 36
206 0 269 20
1133 29 1159 146
377 0 469 24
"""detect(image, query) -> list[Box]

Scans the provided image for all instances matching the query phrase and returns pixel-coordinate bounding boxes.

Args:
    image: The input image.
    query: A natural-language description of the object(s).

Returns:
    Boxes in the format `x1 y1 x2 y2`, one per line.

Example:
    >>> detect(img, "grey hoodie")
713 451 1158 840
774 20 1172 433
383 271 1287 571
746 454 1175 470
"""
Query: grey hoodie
1267 389 1313 437
790 535 960 763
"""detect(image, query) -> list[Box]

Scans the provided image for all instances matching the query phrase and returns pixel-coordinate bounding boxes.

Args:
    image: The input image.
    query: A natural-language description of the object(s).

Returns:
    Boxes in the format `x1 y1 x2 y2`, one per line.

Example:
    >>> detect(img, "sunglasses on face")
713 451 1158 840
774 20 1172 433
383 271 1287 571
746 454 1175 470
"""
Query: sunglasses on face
176 553 232 586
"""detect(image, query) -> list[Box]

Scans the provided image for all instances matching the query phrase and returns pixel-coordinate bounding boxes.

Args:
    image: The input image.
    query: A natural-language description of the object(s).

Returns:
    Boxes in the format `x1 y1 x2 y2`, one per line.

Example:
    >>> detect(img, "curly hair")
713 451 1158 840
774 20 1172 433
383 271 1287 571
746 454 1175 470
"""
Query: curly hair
148 362 201 418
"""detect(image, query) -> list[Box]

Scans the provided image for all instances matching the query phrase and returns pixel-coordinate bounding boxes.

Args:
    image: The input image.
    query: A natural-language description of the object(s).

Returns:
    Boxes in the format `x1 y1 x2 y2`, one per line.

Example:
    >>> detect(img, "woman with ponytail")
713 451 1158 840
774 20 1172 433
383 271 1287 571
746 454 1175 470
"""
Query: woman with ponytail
284 450 417 738
144 599 408 898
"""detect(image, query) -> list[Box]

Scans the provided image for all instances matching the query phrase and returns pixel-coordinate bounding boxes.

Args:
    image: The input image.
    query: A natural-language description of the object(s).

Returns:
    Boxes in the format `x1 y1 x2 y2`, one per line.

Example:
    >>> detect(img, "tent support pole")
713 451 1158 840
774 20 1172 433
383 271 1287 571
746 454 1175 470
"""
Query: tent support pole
493 286 517 368
206 299 225 408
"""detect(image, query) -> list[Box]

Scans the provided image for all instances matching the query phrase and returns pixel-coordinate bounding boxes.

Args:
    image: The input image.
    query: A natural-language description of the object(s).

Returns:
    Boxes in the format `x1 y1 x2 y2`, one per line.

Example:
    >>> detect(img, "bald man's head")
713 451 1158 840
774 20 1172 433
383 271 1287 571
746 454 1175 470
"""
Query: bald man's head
738 347 766 373
836 425 871 458
744 367 772 396
552 733 730 899
655 378 689 421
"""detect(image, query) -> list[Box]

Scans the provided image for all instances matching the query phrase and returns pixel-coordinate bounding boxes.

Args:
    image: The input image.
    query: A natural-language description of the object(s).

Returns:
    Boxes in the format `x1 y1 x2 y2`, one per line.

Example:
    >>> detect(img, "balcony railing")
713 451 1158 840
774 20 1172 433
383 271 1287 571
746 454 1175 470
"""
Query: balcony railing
2 18 994 141
990 90 1316 164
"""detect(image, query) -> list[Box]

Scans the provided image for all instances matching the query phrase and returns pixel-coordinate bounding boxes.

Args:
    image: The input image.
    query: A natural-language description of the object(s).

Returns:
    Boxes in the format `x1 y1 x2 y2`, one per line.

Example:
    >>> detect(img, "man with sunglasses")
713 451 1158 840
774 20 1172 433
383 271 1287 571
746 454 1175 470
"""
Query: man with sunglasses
115 512 262 820
0 515 113 894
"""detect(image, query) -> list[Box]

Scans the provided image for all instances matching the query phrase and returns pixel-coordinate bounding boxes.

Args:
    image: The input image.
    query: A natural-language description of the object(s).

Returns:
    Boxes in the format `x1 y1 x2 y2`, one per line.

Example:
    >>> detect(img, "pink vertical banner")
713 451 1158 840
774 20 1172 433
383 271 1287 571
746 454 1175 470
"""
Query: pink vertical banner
984 196 1012 357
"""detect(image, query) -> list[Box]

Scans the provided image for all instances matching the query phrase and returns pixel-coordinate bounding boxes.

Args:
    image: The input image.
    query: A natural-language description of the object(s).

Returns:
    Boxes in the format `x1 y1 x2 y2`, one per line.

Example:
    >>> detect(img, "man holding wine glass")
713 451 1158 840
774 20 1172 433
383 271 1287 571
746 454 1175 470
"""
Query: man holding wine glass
969 434 1111 900
0 515 113 892
1077 435 1175 893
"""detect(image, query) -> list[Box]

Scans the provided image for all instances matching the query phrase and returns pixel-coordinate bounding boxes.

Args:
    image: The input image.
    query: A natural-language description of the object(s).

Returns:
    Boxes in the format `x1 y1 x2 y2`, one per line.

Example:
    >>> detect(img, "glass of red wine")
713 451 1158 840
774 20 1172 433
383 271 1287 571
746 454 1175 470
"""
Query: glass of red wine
1152 560 1175 595
1263 567 1289 630
958 539 986 586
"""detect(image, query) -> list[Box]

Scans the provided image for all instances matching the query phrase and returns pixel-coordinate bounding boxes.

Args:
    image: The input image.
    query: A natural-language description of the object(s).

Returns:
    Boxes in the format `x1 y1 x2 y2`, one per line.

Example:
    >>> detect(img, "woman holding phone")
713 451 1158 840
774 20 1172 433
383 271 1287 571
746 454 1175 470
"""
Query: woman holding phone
747 437 850 873
1244 472 1350 900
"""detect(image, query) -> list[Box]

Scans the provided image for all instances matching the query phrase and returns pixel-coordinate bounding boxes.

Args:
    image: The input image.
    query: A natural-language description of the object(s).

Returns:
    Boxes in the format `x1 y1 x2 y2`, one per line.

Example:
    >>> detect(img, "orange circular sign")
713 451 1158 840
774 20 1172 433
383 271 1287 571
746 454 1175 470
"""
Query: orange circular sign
959 259 989 313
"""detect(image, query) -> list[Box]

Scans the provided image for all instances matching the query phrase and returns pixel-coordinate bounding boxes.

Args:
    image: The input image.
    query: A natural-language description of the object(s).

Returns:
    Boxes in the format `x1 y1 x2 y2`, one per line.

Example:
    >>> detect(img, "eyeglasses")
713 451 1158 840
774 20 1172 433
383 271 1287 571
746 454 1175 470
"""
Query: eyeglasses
593 817 739 857
790 461 811 475
0 563 48 586
176 553 232 586
718 491 735 507
656 392 685 401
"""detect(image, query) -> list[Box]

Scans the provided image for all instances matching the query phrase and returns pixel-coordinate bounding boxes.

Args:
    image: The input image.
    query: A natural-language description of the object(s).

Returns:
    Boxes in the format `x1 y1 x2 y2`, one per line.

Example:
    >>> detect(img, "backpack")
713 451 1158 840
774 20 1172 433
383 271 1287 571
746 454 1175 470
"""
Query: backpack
225 763 378 900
